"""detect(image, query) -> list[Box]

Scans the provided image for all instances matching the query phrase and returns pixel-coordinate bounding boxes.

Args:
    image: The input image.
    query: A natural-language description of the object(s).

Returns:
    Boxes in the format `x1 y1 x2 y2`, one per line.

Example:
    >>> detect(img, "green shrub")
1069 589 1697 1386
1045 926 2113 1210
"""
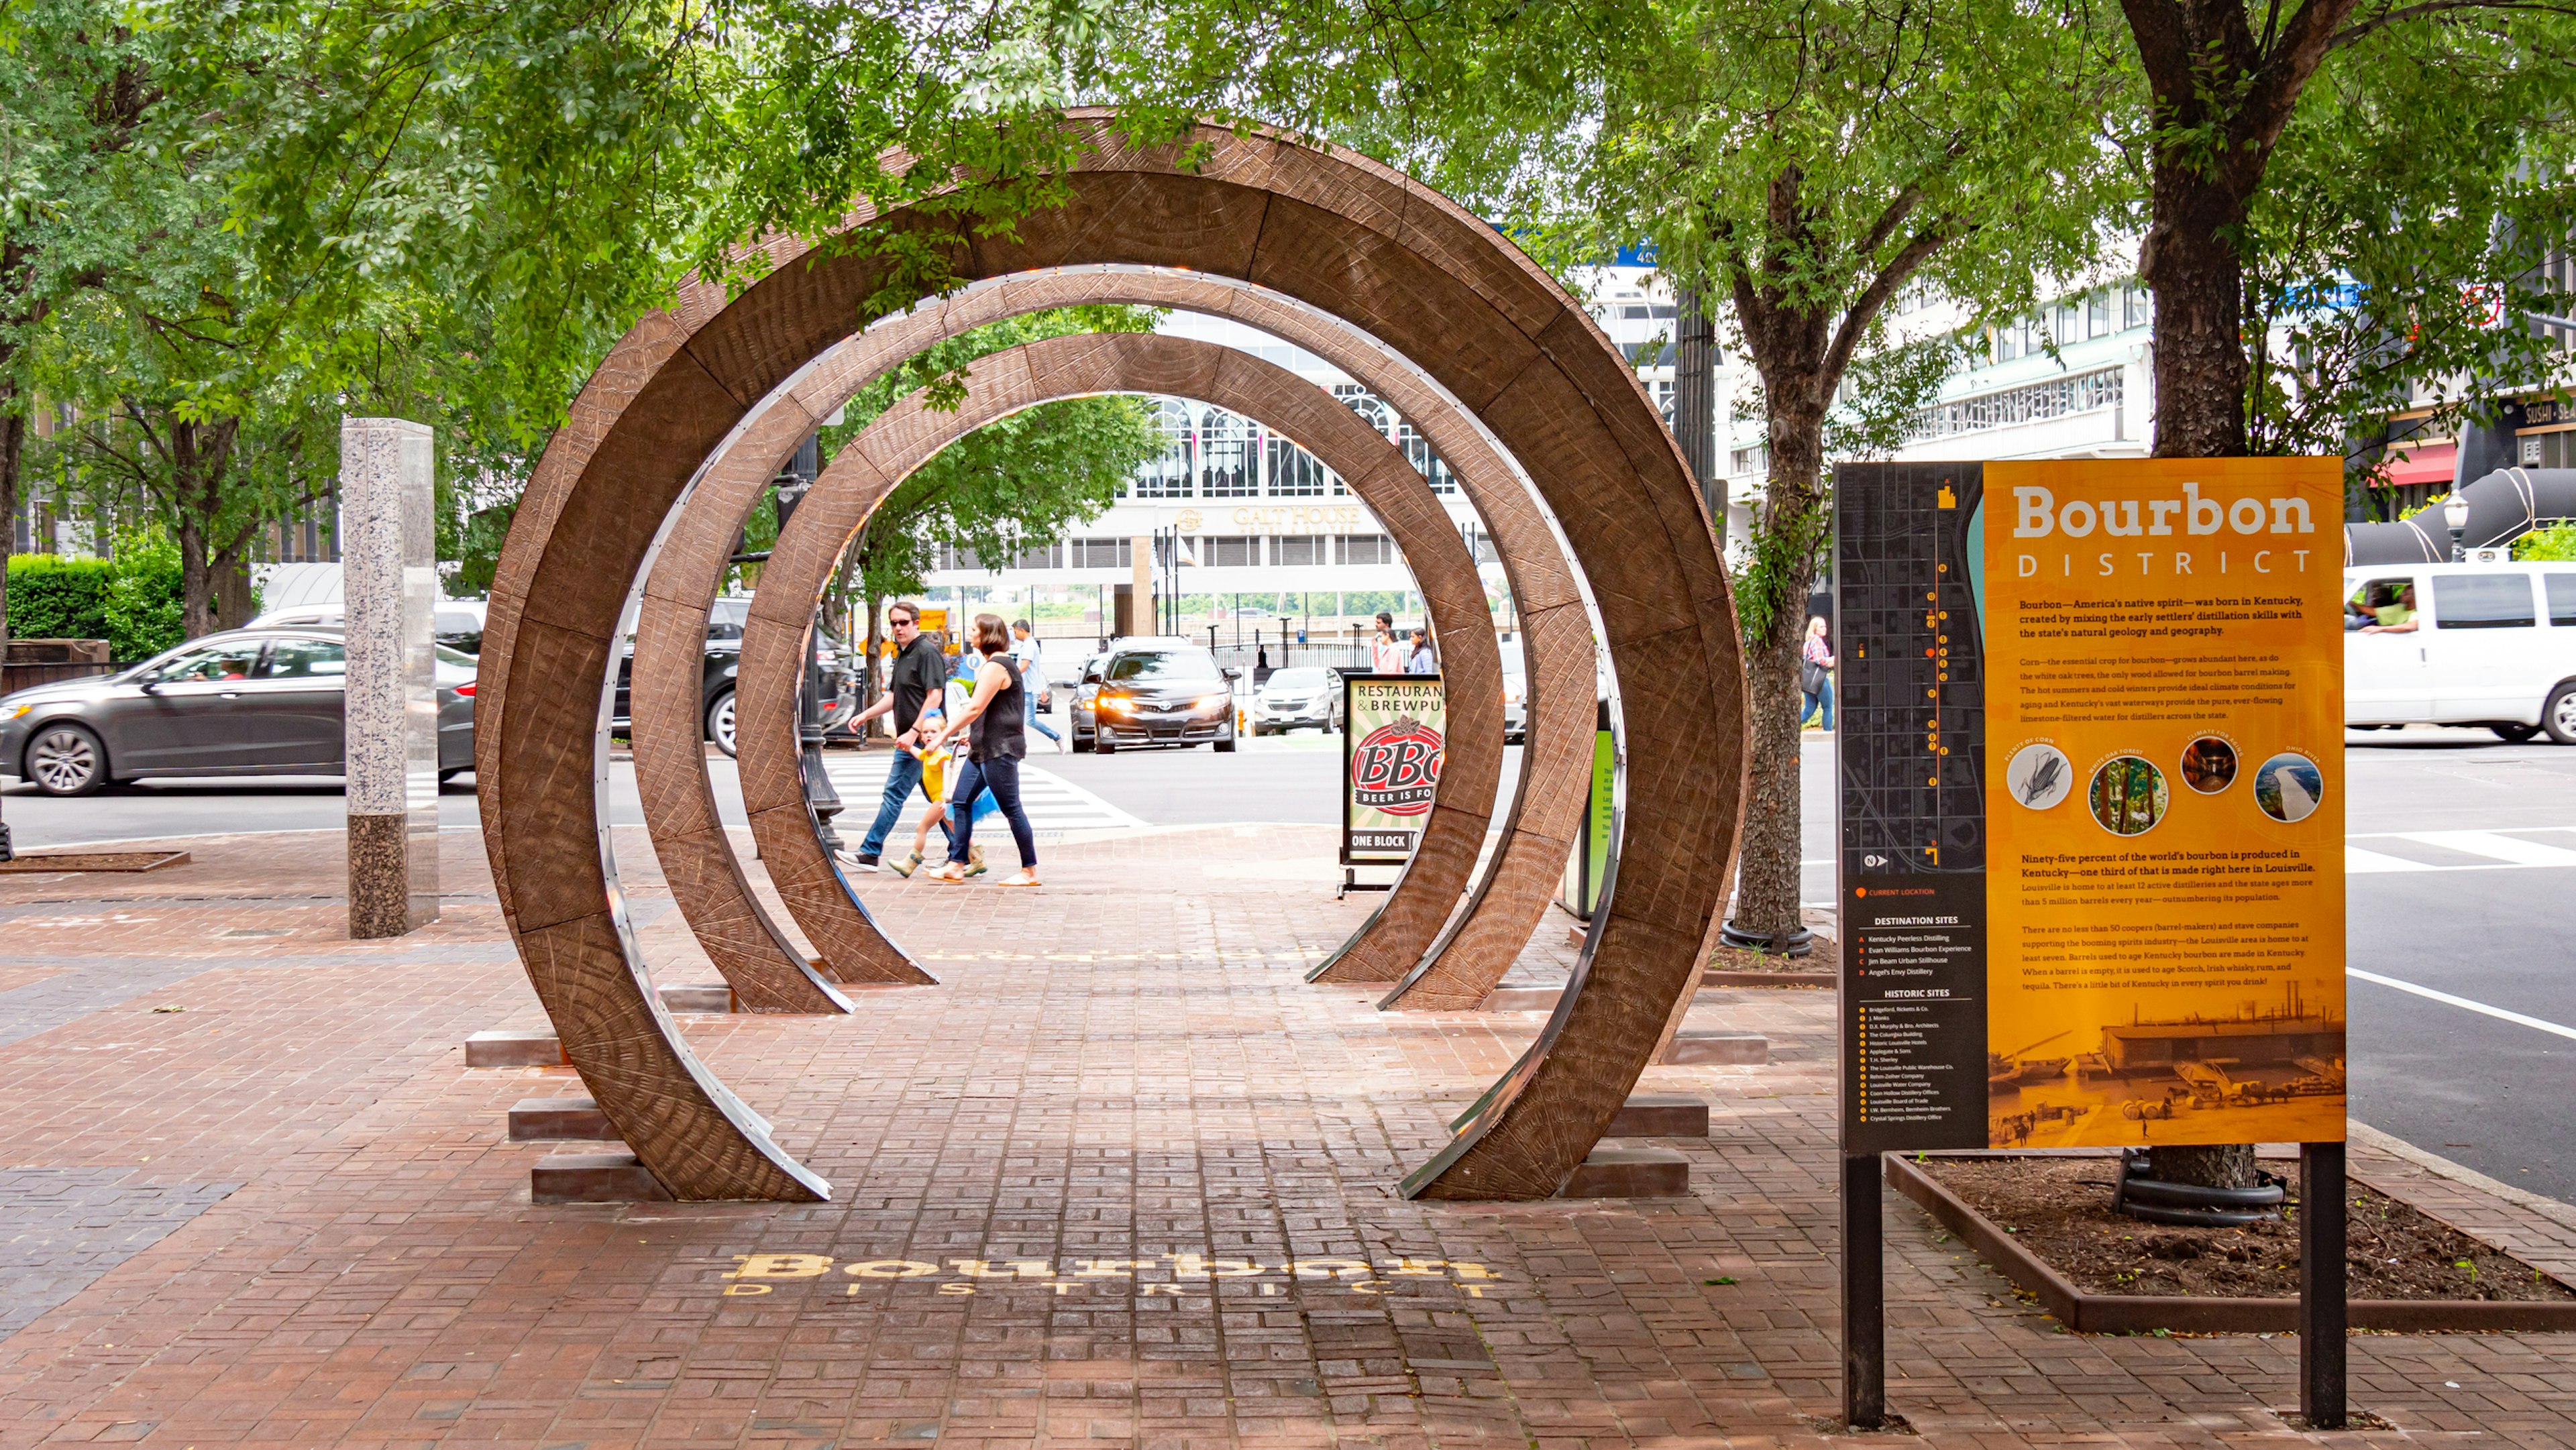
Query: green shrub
6 535 191 661
2514 521 2576 562
4 554 115 640
103 532 186 660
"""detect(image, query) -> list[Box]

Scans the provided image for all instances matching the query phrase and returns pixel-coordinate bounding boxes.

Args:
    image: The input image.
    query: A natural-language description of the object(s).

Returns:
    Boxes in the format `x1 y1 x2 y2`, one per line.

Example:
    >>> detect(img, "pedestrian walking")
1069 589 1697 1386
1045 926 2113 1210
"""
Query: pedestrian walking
1406 628 1438 675
1009 619 1068 752
918 614 1040 887
846 602 955 871
1801 616 1837 731
1371 612 1405 673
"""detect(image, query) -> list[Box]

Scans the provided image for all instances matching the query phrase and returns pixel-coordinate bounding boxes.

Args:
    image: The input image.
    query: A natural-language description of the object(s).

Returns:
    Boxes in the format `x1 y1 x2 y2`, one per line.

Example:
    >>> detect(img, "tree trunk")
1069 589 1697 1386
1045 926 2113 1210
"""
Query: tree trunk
1727 398 1829 944
863 592 883 734
2139 181 2249 459
0 401 20 645
176 520 219 640
2149 1143 2260 1192
212 553 256 631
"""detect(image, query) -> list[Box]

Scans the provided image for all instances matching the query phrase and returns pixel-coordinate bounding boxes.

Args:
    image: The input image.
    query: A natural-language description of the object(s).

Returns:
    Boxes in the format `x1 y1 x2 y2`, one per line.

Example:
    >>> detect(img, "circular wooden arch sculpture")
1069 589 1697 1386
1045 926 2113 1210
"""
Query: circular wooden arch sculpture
629 266 1595 1009
734 329 1499 987
477 115 1748 1201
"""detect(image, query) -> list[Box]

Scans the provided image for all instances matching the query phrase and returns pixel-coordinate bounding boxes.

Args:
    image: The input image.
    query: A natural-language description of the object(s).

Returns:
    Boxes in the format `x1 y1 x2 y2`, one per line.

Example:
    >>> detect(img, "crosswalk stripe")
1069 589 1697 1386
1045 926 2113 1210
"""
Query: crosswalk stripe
2345 845 2430 875
822 757 1148 832
2394 830 2576 869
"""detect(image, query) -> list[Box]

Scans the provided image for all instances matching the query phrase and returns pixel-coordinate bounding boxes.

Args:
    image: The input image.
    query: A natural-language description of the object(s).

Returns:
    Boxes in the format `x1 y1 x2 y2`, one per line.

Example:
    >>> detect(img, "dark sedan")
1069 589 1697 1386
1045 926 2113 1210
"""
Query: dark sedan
1079 644 1239 753
0 628 475 796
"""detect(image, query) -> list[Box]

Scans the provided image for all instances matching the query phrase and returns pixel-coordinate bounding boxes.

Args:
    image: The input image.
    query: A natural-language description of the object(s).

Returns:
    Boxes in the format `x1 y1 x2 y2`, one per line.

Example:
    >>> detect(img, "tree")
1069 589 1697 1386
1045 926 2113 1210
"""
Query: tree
2113 0 2576 1190
1097 0 2126 949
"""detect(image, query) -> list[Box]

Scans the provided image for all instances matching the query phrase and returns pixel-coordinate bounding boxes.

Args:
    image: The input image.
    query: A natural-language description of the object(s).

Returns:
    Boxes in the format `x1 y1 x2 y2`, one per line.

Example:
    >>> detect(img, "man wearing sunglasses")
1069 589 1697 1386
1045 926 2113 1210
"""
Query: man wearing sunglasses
847 602 955 869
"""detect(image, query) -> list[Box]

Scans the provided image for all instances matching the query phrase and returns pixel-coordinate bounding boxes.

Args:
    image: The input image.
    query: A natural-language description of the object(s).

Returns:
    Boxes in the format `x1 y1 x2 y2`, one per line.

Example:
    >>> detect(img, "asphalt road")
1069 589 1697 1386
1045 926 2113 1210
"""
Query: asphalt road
5 716 2572 1205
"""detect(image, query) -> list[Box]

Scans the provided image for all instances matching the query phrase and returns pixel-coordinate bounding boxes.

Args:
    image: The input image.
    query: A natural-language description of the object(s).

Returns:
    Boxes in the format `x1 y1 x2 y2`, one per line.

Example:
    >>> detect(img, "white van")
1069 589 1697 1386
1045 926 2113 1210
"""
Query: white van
2344 562 2576 742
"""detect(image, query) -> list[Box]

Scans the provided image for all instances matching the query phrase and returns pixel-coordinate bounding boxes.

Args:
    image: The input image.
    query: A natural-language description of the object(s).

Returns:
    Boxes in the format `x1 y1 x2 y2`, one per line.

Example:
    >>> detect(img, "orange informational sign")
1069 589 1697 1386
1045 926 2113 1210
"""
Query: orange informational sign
1835 459 2347 1154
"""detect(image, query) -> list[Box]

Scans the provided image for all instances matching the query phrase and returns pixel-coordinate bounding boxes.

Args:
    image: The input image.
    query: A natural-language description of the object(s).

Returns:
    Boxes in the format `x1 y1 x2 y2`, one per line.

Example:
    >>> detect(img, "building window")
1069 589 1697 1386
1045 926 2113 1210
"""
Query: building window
1338 533 1396 565
1394 419 1457 493
2088 290 2112 338
935 544 987 572
1132 398 1195 499
1199 535 1258 567
1464 527 1499 565
2124 284 2150 330
1069 537 1132 569
1265 435 1330 496
1732 444 1769 477
1275 535 1328 566
1909 367 2125 441
1012 543 1062 570
1200 410 1256 498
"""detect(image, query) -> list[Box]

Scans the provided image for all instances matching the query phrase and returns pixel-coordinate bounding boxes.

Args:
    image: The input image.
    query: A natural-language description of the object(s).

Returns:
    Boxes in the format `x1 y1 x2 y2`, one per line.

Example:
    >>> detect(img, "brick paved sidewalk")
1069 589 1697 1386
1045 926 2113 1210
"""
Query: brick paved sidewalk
0 824 2569 1449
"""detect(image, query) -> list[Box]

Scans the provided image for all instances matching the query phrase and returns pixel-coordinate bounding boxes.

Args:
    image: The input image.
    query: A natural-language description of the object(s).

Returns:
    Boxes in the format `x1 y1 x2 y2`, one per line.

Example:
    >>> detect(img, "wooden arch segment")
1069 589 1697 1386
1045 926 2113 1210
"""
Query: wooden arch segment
630 267 1592 1003
734 330 1501 989
478 116 1745 1202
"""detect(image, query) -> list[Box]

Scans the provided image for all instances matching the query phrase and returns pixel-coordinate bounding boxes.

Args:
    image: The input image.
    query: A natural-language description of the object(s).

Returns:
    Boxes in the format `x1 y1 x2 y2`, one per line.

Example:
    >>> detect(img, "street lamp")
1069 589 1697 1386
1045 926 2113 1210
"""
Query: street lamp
2443 492 2471 562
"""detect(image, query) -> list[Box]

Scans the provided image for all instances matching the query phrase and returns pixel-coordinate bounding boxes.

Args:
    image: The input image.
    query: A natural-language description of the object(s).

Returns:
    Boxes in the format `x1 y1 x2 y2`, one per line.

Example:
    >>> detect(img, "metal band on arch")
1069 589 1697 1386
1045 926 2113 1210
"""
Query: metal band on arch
475 115 1750 1203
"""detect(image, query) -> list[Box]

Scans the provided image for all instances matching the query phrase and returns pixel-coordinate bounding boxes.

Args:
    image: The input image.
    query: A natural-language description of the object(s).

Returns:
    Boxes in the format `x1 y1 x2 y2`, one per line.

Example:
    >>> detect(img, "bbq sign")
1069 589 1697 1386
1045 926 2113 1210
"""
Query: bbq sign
1342 675 1446 865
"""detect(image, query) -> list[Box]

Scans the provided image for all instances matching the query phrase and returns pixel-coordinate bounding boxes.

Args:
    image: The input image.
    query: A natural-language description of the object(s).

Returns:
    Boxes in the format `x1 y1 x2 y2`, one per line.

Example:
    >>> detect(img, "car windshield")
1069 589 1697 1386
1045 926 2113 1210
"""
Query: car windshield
437 645 478 668
1266 668 1329 690
706 599 751 641
1107 651 1221 685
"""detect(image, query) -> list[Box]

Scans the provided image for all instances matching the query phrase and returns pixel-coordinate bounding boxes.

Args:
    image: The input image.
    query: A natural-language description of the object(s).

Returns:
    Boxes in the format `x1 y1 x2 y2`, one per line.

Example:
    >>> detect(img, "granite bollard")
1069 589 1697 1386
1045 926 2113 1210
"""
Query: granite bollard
342 416 439 938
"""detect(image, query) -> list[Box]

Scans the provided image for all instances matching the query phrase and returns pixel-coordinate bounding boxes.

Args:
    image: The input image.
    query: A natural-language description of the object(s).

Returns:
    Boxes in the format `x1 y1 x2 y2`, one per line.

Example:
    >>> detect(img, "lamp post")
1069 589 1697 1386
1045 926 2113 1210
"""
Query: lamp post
2443 492 2471 562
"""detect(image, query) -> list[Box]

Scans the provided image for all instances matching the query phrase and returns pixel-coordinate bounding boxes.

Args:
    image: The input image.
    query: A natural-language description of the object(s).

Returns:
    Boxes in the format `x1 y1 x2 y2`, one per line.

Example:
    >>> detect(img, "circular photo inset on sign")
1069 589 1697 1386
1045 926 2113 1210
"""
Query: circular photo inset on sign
2088 755 2169 836
2254 752 2324 823
2180 736 2239 794
2005 742 2074 810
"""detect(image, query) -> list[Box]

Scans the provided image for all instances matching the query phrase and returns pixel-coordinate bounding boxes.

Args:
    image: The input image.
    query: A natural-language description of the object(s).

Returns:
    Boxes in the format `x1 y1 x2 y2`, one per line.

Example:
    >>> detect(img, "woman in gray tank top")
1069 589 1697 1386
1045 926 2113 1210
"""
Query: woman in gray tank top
917 613 1039 885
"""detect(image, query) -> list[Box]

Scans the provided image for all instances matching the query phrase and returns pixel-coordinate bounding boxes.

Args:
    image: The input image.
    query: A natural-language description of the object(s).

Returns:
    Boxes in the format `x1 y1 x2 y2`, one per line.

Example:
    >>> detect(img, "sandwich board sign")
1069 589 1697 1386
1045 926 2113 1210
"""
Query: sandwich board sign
1341 674 1444 868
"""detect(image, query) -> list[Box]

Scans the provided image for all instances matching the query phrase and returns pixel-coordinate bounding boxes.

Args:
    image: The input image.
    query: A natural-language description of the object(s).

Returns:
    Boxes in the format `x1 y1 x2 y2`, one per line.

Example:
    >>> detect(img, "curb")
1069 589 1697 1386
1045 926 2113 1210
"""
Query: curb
1885 1154 2576 1333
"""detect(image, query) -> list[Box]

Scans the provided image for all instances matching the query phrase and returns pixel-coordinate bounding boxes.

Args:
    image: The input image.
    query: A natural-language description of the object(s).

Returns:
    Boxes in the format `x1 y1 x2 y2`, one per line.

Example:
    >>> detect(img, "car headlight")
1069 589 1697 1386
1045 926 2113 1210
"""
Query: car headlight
1503 687 1523 704
0 703 28 721
1196 695 1228 714
1097 693 1131 713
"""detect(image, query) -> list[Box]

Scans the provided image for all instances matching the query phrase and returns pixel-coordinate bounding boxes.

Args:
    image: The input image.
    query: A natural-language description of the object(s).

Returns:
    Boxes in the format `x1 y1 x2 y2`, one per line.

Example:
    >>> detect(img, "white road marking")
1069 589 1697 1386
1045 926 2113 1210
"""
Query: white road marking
2345 845 2430 875
2396 830 2576 868
2347 967 2576 1043
824 757 1148 832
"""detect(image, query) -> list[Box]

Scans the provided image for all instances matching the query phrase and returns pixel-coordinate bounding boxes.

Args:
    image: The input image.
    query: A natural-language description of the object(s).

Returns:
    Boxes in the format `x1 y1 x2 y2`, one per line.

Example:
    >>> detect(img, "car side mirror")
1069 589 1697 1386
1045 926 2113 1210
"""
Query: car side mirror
1222 667 1243 681
139 677 162 695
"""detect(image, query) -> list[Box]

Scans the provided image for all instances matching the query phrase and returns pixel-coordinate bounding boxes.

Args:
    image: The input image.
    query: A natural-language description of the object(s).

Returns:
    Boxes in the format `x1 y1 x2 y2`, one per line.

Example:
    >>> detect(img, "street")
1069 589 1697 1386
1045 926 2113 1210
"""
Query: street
3 716 2569 1205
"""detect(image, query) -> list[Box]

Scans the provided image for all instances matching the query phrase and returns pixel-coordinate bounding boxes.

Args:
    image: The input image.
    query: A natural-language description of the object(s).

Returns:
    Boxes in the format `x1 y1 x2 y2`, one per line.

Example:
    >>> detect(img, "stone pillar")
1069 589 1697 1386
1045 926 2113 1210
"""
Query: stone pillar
1130 534 1153 634
341 417 438 938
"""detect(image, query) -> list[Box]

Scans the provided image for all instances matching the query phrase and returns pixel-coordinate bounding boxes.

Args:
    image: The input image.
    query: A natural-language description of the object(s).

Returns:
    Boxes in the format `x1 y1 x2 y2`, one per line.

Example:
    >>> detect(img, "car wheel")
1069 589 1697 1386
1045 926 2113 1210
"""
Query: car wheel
706 689 738 758
1073 730 1093 753
1096 734 1116 755
1214 732 1236 754
2546 683 2576 745
27 723 107 797
2493 722 2542 743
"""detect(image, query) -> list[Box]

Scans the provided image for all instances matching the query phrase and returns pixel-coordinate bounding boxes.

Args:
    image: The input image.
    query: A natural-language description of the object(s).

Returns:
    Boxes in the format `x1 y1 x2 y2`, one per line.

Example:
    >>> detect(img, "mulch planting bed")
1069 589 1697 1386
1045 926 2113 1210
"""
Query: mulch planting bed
1701 934 1837 984
1924 1155 2576 1302
0 850 191 873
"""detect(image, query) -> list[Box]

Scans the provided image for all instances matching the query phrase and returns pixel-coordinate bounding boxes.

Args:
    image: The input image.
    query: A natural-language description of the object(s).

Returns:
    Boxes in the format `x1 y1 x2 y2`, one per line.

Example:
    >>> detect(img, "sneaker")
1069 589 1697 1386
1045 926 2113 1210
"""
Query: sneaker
849 852 881 872
888 850 922 879
964 856 990 879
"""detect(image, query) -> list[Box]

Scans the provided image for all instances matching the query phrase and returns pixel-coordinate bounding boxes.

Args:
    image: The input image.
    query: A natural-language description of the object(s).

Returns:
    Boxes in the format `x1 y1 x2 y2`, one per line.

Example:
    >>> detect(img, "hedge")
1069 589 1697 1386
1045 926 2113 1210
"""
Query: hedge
6 537 191 661
4 555 115 641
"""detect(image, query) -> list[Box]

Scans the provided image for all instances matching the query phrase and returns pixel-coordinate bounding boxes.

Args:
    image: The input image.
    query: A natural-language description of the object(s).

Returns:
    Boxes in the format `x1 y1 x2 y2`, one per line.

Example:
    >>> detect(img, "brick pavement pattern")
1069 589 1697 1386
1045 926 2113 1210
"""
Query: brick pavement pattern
0 825 2571 1447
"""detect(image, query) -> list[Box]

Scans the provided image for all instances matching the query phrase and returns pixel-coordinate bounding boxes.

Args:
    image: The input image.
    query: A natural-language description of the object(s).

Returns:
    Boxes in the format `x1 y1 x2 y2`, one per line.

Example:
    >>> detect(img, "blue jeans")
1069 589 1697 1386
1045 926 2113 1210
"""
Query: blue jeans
1802 677 1835 731
858 748 951 858
1028 710 1062 744
949 755 1036 869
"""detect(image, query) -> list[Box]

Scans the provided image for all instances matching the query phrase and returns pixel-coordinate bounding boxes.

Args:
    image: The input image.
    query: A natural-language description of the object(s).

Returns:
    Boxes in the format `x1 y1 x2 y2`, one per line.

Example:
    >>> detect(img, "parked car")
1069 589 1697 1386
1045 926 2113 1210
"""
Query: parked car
0 627 475 796
1073 639 1239 752
1250 665 1344 736
250 599 490 655
2345 561 2576 742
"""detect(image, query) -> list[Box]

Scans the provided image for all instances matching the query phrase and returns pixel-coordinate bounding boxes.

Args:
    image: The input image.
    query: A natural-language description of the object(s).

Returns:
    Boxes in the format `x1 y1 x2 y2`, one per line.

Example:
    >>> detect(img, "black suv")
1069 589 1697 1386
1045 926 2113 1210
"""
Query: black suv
611 598 848 757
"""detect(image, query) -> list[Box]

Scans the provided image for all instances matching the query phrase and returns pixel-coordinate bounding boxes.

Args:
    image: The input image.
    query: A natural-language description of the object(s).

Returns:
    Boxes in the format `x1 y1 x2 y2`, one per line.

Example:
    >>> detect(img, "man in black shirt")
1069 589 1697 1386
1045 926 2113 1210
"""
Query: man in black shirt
847 601 955 869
